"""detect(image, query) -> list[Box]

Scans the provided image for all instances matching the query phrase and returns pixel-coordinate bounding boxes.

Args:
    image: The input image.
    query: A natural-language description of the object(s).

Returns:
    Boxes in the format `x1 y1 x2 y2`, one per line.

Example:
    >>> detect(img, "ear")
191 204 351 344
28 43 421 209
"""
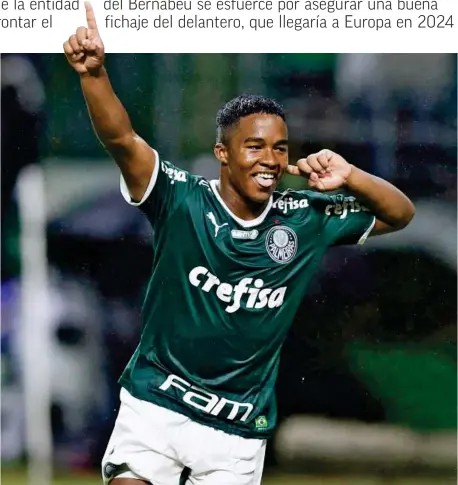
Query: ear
214 143 229 165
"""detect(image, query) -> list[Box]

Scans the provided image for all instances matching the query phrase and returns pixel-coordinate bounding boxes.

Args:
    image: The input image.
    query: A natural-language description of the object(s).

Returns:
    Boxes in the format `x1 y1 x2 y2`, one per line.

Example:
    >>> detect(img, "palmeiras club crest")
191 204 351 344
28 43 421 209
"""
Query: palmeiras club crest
265 226 298 264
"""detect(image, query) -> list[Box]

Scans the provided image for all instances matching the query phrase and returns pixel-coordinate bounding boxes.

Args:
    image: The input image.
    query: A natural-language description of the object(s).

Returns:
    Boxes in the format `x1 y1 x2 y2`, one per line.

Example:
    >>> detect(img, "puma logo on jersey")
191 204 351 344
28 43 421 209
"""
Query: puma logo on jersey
206 212 228 237
188 266 287 313
199 179 212 192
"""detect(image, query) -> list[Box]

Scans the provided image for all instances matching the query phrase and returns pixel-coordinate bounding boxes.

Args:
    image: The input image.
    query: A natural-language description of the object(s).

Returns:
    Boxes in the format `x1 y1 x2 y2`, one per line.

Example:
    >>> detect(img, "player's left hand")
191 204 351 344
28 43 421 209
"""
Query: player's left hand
286 149 352 191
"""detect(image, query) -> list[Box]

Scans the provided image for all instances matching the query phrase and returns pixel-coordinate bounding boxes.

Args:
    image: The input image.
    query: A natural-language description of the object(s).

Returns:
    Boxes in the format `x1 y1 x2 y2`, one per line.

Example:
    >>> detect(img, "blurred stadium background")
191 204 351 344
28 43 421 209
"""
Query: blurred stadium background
1 53 456 485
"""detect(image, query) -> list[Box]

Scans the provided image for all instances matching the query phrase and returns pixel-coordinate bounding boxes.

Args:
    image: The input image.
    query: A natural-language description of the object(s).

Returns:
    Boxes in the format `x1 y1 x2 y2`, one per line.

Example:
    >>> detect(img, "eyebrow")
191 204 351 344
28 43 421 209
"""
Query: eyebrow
243 137 289 145
244 137 264 144
275 139 289 146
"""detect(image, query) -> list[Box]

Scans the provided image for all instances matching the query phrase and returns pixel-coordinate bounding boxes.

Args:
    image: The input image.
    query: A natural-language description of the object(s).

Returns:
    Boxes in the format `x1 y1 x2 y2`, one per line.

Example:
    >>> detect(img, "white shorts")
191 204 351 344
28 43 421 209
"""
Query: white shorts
101 388 266 485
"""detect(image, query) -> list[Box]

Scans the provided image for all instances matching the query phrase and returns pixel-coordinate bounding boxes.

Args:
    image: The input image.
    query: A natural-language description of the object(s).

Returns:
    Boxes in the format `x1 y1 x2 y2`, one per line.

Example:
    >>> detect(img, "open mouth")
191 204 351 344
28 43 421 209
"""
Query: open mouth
252 172 277 189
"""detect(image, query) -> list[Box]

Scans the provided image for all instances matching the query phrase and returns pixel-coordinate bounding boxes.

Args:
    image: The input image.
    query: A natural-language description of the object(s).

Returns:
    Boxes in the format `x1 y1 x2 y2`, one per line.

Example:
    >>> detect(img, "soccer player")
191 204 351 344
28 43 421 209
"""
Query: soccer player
63 4 415 484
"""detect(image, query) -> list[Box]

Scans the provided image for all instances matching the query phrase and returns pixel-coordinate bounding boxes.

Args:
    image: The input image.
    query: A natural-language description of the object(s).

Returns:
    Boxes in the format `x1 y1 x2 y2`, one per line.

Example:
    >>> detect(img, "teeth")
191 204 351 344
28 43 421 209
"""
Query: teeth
257 173 274 179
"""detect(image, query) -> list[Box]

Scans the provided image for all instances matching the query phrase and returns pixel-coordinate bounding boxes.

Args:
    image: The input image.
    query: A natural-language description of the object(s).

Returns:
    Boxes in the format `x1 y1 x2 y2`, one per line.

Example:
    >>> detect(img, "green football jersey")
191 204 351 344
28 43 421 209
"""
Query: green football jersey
119 152 376 439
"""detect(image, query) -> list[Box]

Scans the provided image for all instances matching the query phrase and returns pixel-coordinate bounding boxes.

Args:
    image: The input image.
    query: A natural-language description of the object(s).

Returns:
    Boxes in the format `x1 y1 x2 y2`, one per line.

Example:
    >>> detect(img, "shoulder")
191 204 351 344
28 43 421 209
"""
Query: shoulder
274 187 370 207
158 159 195 185
272 188 370 217
158 159 214 196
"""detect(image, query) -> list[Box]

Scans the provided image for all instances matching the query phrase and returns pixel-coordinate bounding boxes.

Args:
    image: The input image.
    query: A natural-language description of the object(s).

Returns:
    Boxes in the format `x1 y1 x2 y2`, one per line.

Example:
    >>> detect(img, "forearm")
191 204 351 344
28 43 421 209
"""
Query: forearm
345 166 415 228
80 67 133 150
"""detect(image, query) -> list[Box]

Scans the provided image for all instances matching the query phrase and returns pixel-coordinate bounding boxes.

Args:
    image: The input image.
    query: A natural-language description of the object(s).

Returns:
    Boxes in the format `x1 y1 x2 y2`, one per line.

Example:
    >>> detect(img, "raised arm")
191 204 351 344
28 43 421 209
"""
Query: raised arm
342 164 415 235
63 2 154 202
287 149 415 236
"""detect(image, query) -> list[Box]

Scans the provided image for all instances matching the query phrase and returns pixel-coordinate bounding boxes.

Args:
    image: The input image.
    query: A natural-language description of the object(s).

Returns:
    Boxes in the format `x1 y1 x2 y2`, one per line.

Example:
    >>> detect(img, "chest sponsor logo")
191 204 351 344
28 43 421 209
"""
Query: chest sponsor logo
161 161 187 184
231 229 259 240
265 226 298 264
325 197 370 219
273 196 309 214
188 266 287 313
159 374 253 422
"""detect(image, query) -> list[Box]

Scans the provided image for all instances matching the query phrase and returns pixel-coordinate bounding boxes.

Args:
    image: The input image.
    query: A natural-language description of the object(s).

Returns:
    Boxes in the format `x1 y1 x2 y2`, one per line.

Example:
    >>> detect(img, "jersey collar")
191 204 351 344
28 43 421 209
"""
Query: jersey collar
209 179 273 228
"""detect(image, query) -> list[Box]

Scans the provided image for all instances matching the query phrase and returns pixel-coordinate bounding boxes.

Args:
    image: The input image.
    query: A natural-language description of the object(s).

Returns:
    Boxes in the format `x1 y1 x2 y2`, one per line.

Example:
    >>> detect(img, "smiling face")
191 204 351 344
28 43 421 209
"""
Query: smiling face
215 113 289 205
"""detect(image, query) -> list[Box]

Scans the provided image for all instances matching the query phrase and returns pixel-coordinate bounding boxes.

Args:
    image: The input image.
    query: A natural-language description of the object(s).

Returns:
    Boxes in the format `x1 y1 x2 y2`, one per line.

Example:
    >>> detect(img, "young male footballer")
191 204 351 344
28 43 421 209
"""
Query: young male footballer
64 4 415 484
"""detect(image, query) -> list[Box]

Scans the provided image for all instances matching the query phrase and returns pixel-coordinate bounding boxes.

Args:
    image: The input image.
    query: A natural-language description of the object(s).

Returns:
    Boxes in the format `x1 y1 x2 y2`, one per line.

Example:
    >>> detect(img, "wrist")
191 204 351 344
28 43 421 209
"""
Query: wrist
80 66 105 79
344 164 357 188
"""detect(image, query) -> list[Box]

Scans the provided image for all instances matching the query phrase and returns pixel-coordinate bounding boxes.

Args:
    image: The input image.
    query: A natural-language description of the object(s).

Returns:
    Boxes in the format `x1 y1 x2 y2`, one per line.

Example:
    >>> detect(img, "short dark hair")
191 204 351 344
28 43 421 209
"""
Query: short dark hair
216 94 285 144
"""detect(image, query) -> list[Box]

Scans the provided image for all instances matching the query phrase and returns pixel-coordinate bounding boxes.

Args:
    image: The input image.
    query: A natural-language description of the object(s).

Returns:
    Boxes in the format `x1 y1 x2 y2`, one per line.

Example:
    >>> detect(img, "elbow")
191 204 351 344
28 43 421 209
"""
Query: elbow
103 130 137 153
403 199 416 226
395 200 416 229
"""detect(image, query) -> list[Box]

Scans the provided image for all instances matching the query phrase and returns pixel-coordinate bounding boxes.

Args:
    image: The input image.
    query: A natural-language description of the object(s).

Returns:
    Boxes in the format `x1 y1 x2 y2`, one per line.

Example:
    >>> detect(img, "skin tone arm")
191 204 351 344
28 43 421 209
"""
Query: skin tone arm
287 149 415 236
63 2 154 202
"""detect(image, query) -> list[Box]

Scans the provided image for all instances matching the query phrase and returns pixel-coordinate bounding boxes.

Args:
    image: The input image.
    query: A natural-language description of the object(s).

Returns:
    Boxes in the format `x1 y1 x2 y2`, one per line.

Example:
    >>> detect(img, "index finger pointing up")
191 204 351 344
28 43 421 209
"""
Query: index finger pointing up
85 1 99 32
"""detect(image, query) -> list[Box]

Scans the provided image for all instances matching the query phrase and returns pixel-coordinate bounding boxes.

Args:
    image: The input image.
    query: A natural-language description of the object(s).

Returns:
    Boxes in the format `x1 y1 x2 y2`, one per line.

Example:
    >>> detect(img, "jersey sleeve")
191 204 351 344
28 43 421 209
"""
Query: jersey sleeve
119 150 199 228
313 192 376 246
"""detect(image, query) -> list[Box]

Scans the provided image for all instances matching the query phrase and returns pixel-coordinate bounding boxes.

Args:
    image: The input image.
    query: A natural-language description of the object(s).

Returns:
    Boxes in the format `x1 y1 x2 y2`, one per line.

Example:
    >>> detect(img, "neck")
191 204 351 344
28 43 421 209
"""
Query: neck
216 180 269 221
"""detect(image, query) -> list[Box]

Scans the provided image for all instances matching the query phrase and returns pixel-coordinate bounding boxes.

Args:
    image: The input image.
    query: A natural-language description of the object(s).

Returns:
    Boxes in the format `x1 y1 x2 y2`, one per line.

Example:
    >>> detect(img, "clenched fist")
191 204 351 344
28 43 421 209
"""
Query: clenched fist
63 2 105 75
286 149 353 191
